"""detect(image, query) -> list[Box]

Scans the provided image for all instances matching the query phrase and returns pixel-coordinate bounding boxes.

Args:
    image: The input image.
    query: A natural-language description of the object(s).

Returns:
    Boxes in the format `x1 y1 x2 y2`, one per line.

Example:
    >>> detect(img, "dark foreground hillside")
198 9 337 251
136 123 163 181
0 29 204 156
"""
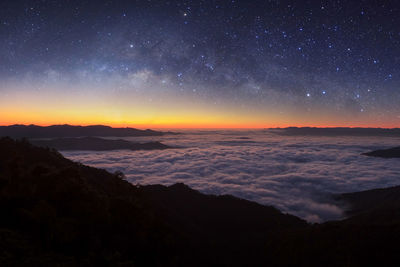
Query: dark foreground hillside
1 137 400 266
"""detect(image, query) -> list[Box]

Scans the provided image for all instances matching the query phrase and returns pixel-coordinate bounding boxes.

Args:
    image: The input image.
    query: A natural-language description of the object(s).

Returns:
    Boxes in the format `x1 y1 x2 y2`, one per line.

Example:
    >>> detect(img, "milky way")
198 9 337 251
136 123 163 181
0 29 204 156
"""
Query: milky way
0 0 399 127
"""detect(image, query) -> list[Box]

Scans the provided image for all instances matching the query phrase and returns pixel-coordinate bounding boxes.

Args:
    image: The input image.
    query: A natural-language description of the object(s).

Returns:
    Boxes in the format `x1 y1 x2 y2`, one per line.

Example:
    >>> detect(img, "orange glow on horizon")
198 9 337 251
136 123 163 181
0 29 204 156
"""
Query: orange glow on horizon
1 117 399 130
1 91 399 129
1 103 399 129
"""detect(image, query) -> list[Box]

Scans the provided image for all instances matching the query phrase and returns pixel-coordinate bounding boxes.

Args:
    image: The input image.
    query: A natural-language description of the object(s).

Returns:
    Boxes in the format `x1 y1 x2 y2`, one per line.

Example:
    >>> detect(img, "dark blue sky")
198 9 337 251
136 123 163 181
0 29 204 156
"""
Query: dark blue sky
1 0 399 127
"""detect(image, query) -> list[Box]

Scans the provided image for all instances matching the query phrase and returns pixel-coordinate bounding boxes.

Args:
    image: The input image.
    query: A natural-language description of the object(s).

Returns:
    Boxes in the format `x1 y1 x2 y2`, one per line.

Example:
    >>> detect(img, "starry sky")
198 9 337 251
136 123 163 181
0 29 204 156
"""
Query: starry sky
0 0 399 128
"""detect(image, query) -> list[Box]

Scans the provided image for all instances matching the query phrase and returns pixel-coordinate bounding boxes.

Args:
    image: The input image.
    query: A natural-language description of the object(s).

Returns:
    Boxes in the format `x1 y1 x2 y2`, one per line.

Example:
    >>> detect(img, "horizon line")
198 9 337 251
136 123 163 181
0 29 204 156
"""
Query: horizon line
1 123 400 130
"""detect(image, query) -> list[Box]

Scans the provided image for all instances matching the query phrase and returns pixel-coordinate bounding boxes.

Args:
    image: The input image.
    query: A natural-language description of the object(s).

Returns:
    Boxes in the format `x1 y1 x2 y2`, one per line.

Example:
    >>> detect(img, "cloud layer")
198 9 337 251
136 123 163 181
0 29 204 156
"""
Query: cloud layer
63 131 400 222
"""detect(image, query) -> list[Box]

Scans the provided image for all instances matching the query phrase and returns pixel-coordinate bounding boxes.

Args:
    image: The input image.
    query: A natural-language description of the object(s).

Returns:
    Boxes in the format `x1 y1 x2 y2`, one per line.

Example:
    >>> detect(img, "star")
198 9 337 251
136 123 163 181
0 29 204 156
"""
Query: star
0 0 398 127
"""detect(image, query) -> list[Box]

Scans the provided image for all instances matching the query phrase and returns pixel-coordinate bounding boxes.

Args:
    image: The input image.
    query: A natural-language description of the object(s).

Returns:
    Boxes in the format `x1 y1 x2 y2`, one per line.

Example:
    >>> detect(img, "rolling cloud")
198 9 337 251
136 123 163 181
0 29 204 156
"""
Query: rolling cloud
63 131 400 222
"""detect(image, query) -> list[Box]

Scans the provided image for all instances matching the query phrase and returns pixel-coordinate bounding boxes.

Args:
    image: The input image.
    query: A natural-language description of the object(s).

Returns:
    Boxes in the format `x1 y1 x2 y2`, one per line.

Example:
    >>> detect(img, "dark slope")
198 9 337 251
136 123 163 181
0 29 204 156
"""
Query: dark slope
270 127 400 137
363 146 400 158
0 124 174 138
0 137 172 265
2 137 400 266
336 186 400 223
141 183 307 266
143 183 303 233
0 137 307 266
31 137 171 151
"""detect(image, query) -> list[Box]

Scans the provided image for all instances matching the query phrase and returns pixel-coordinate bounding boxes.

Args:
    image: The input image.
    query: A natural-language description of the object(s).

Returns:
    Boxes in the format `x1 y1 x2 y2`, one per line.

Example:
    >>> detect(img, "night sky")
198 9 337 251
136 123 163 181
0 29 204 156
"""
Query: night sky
1 0 399 128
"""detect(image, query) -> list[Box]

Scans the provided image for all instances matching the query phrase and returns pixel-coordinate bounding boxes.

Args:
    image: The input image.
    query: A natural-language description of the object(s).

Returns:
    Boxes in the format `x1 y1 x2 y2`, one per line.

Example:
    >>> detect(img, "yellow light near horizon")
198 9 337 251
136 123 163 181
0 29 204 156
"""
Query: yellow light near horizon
0 87 399 129
2 105 398 129
0 88 281 128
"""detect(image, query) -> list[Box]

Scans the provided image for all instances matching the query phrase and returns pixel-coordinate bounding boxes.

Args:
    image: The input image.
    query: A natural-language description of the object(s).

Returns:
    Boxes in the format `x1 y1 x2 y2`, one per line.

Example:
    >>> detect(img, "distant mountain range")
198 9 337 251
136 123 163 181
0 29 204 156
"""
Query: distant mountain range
31 137 172 151
1 137 400 265
363 146 400 158
0 124 176 138
269 127 400 136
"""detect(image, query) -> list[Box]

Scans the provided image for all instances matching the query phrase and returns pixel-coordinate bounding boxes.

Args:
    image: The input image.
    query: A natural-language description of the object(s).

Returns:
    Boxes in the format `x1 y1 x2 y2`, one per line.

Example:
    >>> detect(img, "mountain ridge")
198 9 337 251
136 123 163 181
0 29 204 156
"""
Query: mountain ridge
1 137 400 266
268 127 400 136
362 146 400 158
0 124 177 138
31 137 172 151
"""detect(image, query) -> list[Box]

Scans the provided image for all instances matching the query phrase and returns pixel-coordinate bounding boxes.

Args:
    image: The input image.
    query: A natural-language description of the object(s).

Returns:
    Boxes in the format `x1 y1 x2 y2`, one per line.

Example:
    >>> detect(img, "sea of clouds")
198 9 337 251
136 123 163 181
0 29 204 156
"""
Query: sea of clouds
62 131 400 222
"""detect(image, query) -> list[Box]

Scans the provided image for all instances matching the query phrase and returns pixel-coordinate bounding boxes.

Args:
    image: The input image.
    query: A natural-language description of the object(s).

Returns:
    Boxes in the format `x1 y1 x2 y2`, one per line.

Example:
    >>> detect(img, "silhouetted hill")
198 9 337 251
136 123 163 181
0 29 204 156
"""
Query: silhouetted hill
0 137 168 265
0 137 305 266
140 183 307 266
2 137 400 266
270 127 400 136
31 137 171 151
336 185 400 223
0 124 176 138
362 146 400 158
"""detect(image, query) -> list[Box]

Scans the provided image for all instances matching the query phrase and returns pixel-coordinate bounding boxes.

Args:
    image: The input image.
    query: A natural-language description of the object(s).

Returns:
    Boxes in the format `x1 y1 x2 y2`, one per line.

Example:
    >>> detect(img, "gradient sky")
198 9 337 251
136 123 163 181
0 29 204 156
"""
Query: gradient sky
0 0 399 128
